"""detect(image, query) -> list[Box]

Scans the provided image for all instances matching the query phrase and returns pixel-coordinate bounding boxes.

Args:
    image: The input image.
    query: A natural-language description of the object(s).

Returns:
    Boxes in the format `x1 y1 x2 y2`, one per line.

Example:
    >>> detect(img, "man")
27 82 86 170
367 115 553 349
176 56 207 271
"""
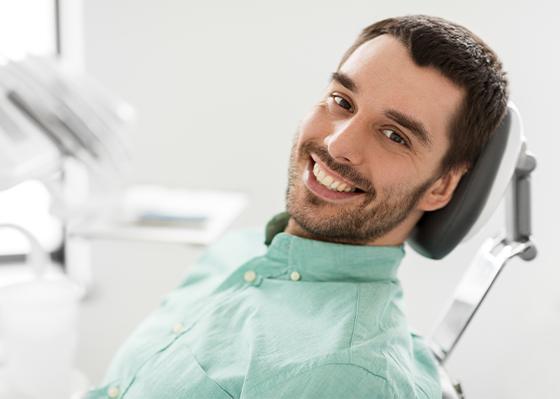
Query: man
85 15 507 399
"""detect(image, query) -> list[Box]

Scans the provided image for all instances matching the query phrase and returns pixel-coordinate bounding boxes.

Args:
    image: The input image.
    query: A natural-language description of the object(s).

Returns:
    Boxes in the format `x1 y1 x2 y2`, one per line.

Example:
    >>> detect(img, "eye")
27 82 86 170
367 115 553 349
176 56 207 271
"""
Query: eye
382 128 409 147
330 94 354 112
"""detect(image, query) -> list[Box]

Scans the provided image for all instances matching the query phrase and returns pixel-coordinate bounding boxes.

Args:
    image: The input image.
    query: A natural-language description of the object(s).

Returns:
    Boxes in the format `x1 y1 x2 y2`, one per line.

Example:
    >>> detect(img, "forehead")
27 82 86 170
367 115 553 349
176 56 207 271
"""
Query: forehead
339 35 465 150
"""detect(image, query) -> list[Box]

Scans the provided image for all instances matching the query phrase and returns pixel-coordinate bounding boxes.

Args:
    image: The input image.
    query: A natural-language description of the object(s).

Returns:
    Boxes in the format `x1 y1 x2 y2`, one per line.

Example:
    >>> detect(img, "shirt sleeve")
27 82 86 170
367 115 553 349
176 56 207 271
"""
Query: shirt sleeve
242 363 396 399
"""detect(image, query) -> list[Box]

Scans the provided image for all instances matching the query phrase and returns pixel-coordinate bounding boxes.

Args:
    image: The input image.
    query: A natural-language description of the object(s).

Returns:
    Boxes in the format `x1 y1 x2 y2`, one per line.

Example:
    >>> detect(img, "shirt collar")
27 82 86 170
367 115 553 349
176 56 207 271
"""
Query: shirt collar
263 213 405 283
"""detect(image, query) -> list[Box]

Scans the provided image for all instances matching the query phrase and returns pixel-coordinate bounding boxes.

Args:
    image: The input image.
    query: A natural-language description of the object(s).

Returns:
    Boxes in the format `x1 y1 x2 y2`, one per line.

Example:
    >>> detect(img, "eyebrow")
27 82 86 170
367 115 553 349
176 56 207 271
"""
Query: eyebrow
330 71 433 148
384 109 432 147
330 71 357 92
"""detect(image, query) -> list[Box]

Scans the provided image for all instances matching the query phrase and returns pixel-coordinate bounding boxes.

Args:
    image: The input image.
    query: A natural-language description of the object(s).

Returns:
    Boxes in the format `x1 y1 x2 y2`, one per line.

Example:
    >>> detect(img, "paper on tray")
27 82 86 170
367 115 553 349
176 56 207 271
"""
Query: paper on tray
70 185 247 245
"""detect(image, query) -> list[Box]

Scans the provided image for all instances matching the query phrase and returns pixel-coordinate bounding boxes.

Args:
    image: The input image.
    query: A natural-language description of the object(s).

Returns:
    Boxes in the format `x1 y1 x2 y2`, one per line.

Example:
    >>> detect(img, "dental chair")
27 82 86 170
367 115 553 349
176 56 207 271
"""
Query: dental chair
407 103 537 398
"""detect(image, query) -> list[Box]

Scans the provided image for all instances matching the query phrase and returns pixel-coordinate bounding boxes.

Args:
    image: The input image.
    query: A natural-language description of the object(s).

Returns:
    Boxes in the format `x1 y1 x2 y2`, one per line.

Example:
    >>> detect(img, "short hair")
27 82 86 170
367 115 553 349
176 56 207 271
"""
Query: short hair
338 15 508 175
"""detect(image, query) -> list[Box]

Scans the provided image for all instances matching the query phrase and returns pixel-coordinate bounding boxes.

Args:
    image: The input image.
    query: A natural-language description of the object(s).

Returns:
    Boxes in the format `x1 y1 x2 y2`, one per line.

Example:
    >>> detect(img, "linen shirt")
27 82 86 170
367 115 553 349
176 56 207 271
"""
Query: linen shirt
84 223 441 398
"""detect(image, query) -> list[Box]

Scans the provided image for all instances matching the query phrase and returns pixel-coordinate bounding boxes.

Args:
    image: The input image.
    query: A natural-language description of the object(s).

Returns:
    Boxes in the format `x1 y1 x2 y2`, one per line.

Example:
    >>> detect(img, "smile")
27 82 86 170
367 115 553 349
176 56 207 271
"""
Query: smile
303 154 365 202
313 162 356 192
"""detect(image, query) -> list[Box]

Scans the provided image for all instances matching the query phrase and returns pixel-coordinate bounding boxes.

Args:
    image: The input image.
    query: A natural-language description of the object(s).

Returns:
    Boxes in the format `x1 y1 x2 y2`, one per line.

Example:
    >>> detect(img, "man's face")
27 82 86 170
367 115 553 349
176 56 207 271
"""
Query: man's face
285 34 465 245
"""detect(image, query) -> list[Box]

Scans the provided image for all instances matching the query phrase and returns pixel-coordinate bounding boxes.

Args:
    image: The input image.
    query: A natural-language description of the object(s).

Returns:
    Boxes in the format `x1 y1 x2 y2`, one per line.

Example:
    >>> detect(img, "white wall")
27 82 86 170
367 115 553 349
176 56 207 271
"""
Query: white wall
80 1 560 398
0 0 56 58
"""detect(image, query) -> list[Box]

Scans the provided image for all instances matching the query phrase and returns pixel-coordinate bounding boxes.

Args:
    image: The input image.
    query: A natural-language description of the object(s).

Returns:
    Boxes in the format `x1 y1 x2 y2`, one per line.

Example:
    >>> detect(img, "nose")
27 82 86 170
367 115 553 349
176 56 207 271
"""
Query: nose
323 117 367 165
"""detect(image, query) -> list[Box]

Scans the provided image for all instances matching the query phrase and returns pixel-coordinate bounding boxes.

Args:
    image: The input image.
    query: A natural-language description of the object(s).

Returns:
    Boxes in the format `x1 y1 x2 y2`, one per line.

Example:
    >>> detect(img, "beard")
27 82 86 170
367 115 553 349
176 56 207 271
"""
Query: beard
285 135 437 245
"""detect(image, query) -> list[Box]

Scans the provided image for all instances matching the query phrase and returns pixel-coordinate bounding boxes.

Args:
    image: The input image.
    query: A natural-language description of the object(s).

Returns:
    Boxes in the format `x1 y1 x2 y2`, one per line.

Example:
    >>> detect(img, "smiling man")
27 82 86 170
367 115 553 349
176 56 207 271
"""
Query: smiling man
85 15 507 399
285 33 467 247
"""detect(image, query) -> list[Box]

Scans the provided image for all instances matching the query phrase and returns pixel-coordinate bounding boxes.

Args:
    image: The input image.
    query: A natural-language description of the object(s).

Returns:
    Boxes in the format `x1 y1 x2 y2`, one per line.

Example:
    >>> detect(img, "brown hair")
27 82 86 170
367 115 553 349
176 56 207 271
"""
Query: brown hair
338 15 508 175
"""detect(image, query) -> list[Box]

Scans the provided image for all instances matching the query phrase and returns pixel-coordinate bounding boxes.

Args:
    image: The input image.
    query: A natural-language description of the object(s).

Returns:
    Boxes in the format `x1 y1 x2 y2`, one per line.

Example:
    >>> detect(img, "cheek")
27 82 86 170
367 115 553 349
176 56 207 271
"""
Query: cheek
375 169 404 188
367 160 415 196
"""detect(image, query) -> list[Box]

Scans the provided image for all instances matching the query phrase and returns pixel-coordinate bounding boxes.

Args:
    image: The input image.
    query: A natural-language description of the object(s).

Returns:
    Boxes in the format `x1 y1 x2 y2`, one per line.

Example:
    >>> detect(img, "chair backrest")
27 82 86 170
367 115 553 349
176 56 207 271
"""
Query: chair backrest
407 103 524 259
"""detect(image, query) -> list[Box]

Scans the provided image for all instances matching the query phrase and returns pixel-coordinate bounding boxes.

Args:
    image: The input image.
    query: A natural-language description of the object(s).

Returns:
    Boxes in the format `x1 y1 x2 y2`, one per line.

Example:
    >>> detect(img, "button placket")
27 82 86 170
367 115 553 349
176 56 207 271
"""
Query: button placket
290 271 301 281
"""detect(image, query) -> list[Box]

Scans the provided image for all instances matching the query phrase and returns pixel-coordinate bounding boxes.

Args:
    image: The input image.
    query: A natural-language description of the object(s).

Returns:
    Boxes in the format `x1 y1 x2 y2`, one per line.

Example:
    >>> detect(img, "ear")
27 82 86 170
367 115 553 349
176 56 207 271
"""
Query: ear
417 164 469 212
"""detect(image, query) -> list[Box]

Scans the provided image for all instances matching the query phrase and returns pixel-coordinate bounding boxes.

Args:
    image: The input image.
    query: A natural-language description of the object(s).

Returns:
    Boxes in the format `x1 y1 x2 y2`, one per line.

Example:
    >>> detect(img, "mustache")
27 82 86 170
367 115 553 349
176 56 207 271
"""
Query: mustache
301 141 374 193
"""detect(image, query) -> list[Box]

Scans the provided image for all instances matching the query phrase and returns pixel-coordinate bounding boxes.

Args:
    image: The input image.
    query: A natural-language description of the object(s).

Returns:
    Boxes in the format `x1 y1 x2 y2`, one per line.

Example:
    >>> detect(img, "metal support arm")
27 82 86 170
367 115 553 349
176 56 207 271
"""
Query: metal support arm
429 148 537 365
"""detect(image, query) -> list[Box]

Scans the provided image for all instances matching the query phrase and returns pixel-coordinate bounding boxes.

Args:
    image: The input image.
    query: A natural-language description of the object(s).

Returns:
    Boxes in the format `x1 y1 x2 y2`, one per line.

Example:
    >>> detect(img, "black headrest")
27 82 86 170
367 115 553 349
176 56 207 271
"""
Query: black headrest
407 109 513 259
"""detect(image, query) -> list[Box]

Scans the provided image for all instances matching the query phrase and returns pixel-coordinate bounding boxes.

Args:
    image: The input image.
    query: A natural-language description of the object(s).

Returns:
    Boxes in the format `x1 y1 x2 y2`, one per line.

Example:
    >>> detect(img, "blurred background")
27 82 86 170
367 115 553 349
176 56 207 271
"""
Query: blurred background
0 0 558 398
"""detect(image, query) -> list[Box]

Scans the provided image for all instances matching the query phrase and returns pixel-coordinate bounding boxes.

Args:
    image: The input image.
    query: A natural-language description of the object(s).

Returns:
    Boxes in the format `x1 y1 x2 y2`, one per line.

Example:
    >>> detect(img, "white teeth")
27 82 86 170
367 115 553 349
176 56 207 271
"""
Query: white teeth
312 161 357 193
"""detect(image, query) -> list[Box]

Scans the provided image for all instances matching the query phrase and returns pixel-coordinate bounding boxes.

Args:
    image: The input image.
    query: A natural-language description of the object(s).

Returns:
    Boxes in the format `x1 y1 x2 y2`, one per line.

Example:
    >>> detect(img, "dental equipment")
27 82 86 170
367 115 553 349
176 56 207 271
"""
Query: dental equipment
0 54 135 300
407 103 537 398
0 223 86 399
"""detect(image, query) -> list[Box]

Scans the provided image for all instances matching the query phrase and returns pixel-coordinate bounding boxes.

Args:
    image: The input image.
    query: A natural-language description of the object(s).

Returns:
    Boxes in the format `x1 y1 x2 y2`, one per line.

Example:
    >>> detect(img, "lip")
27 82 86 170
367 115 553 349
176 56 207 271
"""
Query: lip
303 157 365 202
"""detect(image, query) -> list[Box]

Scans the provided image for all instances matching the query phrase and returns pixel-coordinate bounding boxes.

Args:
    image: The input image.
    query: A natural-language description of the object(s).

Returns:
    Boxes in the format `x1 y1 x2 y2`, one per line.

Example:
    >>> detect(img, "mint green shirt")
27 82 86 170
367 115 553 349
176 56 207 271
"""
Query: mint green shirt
85 224 441 398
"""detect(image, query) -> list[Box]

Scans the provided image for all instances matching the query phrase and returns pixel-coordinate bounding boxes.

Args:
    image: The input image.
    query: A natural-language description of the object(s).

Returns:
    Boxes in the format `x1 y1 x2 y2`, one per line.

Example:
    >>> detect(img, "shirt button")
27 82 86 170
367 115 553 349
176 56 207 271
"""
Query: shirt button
107 386 120 398
290 271 301 281
244 270 257 283
172 322 184 334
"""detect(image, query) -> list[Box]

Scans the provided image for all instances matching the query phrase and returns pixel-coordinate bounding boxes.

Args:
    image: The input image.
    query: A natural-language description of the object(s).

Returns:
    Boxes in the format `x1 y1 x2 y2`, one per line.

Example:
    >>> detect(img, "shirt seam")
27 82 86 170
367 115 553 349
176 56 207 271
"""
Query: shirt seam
245 362 396 397
190 349 235 398
385 349 433 399
378 285 395 332
348 284 361 362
